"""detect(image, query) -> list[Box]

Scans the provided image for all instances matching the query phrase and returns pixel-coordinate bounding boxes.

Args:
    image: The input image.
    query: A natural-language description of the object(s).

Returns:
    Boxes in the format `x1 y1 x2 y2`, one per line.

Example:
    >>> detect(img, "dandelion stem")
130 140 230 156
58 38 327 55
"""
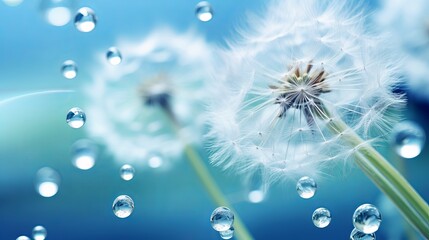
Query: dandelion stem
163 110 254 240
327 115 429 238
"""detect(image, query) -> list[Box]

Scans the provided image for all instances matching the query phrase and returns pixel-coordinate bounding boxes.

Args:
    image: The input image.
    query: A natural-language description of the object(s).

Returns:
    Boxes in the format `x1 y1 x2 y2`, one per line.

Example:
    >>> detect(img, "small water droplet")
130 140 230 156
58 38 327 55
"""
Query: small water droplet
392 121 426 159
35 167 60 198
353 204 382 234
74 7 96 32
40 0 73 26
61 60 77 79
120 164 135 181
71 139 97 170
32 225 47 240
210 206 234 232
312 207 331 228
66 107 86 128
350 228 376 240
16 236 31 240
106 47 122 65
112 195 134 218
296 176 317 199
148 155 163 169
195 1 213 22
248 190 265 203
219 227 234 239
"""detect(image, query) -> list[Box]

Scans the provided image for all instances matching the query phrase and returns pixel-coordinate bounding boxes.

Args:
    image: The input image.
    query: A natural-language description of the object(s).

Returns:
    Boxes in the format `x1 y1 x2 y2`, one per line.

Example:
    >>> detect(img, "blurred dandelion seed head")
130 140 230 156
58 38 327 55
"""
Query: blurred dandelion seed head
207 0 405 184
84 28 213 167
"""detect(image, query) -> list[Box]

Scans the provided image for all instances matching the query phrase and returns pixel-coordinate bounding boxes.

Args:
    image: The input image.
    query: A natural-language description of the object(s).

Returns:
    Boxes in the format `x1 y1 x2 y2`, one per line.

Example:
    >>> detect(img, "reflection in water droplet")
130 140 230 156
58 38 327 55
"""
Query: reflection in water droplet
32 225 47 240
35 167 60 198
195 1 213 22
353 204 382 234
71 139 97 170
112 195 134 218
219 227 234 239
350 228 376 240
392 121 426 159
61 60 77 79
74 7 97 32
210 207 234 232
120 164 135 181
16 236 31 240
312 207 331 228
106 47 122 65
296 176 317 199
40 0 73 26
3 0 23 7
66 107 86 128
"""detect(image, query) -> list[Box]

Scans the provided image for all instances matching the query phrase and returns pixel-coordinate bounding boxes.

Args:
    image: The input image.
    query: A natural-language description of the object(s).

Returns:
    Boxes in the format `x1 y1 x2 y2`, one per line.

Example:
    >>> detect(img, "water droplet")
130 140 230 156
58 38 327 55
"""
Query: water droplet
210 206 234 232
195 1 213 22
71 139 97 170
120 164 135 181
61 60 77 79
112 195 134 218
392 121 426 159
40 0 73 26
66 107 86 128
16 236 31 240
106 47 122 65
32 225 47 240
35 167 60 198
312 207 331 228
296 176 317 199
350 228 376 240
148 155 163 168
219 227 234 239
74 7 96 32
353 204 382 234
248 190 265 203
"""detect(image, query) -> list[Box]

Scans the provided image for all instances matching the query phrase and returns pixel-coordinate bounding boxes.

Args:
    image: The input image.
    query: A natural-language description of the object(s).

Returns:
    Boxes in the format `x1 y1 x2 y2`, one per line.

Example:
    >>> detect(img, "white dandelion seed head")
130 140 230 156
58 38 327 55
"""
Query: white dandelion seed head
84 27 213 167
376 0 429 101
207 0 405 184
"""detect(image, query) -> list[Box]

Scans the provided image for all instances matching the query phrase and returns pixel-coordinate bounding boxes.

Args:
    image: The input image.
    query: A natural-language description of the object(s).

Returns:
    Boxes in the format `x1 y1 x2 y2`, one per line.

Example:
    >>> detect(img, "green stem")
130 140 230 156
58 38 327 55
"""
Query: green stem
327 115 429 238
164 110 254 240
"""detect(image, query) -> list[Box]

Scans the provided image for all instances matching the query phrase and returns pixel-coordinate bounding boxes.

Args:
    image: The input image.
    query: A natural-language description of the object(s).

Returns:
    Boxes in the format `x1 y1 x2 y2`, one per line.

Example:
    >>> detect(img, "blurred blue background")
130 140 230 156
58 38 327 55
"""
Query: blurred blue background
0 0 428 239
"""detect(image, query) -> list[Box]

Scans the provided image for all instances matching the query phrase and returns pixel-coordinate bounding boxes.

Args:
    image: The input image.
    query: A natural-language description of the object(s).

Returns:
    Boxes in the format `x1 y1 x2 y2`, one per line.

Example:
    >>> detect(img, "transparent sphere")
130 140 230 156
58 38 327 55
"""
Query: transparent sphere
219 227 234 239
16 236 31 240
40 0 73 26
353 204 382 234
35 167 60 198
391 121 425 159
66 107 86 128
61 60 77 79
74 7 97 32
106 47 122 65
350 228 376 240
312 207 331 228
195 1 213 22
71 139 97 170
296 176 317 199
120 164 135 181
210 206 234 232
112 195 134 218
32 225 47 240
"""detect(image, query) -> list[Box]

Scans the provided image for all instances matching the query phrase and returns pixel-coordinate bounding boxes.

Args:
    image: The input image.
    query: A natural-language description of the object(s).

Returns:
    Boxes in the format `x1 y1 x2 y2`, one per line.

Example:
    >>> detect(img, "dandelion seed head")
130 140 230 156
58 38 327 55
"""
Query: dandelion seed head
207 0 404 184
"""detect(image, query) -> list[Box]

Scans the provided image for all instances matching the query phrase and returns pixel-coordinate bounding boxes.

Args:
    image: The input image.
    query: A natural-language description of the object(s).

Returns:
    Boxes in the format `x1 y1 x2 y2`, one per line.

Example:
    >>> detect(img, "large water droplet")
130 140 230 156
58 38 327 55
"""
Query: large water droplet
16 236 31 240
61 60 77 79
350 228 376 240
71 139 97 170
32 225 47 240
195 1 213 22
392 121 426 159
353 204 382 234
35 167 60 198
40 0 73 26
74 7 96 32
219 227 234 239
66 107 86 128
120 164 135 181
106 47 122 65
112 195 134 218
210 206 234 232
312 207 331 228
296 176 317 199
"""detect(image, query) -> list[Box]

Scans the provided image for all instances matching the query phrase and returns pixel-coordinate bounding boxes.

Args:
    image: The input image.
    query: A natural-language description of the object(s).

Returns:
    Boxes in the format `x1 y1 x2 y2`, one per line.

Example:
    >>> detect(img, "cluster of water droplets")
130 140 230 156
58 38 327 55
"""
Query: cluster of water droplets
16 225 47 240
210 207 235 239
